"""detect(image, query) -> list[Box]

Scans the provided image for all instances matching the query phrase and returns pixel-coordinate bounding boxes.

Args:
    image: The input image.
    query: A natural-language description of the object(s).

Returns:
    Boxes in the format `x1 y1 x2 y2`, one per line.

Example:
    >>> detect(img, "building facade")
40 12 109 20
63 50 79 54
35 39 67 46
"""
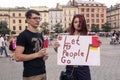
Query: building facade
49 8 63 32
0 0 107 35
107 4 120 31
78 0 107 31
0 7 28 35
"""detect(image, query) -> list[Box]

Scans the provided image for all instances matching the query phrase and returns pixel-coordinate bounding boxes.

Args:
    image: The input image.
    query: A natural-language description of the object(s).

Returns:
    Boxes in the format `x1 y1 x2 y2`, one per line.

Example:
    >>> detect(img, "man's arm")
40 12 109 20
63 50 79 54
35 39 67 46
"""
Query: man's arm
15 46 47 62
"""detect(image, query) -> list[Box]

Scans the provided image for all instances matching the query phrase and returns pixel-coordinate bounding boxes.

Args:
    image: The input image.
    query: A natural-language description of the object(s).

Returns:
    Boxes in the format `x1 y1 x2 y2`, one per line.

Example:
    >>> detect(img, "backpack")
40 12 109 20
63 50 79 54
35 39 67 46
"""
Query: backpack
9 42 13 51
9 42 16 51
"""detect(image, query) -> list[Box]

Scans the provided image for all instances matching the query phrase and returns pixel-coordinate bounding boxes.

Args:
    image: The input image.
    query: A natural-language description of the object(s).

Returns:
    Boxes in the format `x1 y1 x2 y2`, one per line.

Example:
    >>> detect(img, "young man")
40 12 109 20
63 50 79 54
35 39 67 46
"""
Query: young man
15 10 48 80
0 35 4 56
0 35 8 57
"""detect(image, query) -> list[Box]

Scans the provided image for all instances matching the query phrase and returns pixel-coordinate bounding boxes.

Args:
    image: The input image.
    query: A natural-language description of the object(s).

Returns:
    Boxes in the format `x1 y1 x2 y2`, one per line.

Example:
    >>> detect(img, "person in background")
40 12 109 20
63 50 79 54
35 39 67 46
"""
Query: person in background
53 14 91 80
0 34 9 57
3 34 9 57
15 9 48 80
0 35 4 56
9 36 16 60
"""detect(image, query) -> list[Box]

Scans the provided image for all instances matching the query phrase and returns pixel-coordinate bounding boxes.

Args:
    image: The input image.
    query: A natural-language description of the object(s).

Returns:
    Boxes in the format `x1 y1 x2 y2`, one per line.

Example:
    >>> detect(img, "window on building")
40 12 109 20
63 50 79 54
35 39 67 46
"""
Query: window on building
114 23 116 28
101 14 104 17
96 4 99 6
44 13 46 17
19 20 21 23
92 19 94 23
101 4 103 6
102 9 104 12
110 17 111 20
19 13 21 17
101 19 104 23
13 26 16 30
25 26 27 29
74 11 76 14
86 19 89 23
13 13 15 17
65 23 67 28
96 19 99 23
86 4 89 6
86 8 89 12
65 17 66 21
69 10 71 15
91 8 94 12
91 14 94 17
99 9 102 12
81 4 84 6
86 14 89 17
44 19 46 22
96 14 99 17
87 24 89 27
64 11 66 14
96 8 99 12
13 20 15 23
81 8 84 12
114 17 116 20
69 17 71 21
25 20 27 23
19 26 22 30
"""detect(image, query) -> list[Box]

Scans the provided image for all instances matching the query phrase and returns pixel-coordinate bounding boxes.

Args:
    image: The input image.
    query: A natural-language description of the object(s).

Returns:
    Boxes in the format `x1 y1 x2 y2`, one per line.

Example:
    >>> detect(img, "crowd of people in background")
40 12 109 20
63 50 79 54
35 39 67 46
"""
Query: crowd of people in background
0 30 120 58
0 33 54 58
0 34 17 59
110 30 120 44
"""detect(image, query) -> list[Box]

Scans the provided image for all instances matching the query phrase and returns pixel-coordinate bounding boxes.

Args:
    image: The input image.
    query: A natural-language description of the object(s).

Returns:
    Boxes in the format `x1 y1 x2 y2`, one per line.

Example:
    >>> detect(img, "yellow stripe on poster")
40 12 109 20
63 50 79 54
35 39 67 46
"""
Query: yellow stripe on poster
90 46 98 50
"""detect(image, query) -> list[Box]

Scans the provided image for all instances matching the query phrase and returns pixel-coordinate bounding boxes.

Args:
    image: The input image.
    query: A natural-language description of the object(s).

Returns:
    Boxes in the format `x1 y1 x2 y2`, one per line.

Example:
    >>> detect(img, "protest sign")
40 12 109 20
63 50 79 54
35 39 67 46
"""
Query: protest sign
57 35 100 66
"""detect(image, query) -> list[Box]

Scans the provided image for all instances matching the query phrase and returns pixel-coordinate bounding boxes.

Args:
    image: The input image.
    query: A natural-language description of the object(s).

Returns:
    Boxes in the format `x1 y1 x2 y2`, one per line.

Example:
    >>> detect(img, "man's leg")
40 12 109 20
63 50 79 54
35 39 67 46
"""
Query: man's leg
3 46 9 57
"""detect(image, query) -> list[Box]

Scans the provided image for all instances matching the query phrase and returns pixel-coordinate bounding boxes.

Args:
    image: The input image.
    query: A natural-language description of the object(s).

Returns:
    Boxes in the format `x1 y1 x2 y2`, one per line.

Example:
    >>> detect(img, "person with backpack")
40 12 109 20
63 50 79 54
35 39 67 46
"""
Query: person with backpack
9 36 16 60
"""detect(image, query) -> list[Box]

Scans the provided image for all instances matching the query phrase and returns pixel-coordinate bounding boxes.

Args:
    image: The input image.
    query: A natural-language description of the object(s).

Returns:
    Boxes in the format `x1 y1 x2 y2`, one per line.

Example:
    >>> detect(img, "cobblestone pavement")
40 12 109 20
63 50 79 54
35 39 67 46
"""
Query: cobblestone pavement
0 37 120 80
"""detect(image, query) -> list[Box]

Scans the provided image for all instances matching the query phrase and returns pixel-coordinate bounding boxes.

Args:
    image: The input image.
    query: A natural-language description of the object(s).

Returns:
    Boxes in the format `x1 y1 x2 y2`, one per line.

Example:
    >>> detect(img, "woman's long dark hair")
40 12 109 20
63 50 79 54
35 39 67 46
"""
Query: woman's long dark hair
69 14 88 35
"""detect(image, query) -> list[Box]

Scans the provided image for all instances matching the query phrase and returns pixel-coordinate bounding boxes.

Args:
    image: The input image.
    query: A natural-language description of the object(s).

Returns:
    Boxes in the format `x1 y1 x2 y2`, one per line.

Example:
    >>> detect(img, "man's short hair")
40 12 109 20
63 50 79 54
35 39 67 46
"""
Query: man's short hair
25 9 40 18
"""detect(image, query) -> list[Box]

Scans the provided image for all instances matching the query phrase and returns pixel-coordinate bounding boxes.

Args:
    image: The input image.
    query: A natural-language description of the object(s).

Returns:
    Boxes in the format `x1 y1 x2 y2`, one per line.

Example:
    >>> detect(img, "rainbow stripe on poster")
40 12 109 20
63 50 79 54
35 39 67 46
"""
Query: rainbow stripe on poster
86 36 101 62
89 44 98 50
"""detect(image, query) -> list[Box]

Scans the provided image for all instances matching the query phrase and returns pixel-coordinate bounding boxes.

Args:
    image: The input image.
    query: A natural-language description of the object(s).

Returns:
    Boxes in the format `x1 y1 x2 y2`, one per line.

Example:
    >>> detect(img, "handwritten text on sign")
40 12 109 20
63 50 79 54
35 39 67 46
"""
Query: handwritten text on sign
57 35 100 66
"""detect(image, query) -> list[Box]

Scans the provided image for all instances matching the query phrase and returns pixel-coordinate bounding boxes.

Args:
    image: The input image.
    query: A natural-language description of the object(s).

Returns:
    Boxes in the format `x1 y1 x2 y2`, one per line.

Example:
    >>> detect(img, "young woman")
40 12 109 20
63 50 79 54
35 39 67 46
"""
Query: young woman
53 14 91 80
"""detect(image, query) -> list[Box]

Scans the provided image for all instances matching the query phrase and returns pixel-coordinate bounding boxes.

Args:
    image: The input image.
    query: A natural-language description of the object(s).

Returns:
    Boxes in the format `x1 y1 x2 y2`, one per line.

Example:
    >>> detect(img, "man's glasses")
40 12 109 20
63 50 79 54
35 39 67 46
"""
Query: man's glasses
30 17 42 21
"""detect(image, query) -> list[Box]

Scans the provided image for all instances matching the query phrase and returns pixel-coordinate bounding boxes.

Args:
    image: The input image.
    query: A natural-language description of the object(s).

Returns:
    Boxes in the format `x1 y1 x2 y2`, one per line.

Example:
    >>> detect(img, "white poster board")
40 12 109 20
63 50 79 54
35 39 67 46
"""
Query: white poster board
57 35 100 66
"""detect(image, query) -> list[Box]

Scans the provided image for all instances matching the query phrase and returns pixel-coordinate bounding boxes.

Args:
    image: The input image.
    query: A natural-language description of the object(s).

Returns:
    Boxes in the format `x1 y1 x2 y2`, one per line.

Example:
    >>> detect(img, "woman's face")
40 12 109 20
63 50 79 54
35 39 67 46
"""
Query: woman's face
73 17 82 31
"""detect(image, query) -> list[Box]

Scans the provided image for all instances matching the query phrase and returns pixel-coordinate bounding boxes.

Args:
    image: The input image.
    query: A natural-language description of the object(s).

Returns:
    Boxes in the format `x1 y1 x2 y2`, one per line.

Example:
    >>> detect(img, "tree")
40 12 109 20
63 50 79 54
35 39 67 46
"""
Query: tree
40 22 49 34
0 21 10 34
102 23 111 32
91 24 99 33
54 23 63 33
11 31 16 34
